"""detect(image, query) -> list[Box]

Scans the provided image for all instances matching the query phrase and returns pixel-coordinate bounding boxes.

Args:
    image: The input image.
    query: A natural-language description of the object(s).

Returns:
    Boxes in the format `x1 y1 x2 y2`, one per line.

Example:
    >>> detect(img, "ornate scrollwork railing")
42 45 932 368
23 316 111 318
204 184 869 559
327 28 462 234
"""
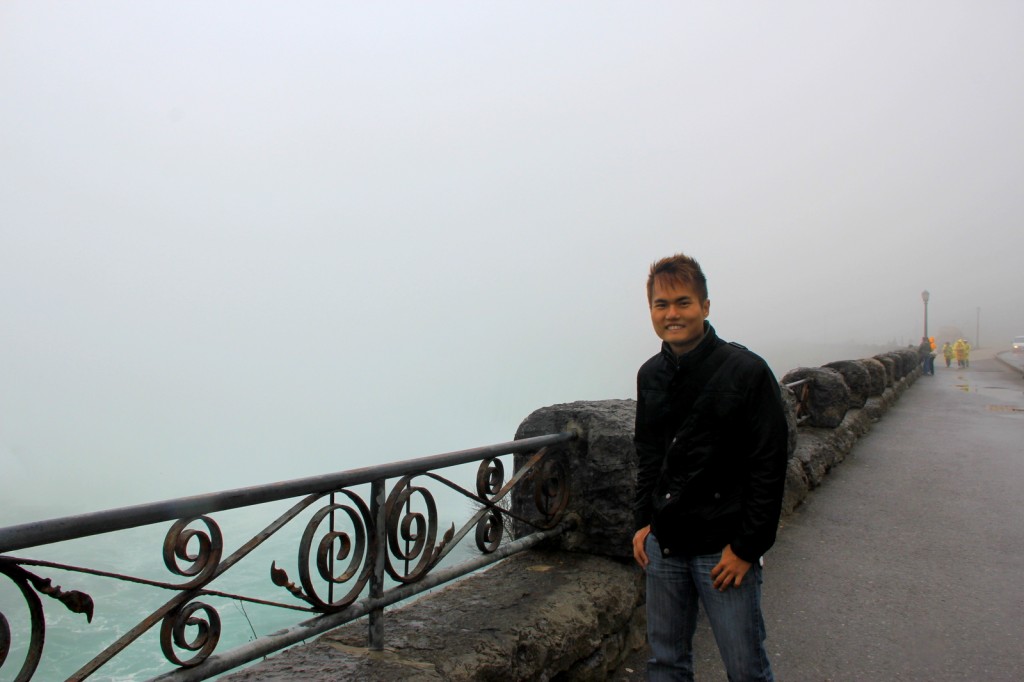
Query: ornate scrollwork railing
0 431 576 681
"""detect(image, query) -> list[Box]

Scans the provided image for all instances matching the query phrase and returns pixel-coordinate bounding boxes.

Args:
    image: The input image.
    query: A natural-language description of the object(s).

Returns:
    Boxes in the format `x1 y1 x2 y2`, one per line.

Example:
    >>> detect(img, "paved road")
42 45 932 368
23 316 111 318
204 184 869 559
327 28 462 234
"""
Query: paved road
615 355 1024 681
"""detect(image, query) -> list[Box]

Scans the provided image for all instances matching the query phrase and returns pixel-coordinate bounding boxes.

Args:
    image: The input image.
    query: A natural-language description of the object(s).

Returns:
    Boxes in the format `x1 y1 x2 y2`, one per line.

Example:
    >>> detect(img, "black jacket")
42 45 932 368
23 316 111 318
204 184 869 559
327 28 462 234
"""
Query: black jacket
633 323 789 563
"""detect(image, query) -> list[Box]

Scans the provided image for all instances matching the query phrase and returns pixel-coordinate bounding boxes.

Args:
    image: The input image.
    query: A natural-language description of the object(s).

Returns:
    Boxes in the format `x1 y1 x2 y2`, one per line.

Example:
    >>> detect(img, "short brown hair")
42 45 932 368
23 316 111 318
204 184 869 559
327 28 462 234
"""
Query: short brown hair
647 253 708 305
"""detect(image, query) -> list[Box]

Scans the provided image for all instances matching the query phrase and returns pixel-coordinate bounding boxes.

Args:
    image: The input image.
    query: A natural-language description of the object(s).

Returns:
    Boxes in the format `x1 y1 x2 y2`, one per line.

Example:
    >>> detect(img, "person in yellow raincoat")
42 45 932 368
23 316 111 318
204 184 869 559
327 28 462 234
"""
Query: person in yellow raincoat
953 339 967 368
942 342 953 368
963 340 971 368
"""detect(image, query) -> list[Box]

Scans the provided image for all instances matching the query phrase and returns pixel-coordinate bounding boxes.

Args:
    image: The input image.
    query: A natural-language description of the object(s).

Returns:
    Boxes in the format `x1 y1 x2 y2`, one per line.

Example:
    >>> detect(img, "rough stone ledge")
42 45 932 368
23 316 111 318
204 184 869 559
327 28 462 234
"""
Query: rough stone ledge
222 550 644 682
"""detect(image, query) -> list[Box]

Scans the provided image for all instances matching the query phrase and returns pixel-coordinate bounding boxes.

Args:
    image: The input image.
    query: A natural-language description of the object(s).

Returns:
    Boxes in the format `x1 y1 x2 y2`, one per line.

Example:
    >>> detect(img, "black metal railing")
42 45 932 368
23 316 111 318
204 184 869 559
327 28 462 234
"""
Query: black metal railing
0 431 577 681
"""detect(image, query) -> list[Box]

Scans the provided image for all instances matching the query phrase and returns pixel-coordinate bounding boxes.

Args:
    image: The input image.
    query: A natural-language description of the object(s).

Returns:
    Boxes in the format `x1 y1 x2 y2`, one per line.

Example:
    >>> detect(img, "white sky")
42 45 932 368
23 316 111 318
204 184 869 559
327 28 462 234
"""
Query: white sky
2 2 1022 514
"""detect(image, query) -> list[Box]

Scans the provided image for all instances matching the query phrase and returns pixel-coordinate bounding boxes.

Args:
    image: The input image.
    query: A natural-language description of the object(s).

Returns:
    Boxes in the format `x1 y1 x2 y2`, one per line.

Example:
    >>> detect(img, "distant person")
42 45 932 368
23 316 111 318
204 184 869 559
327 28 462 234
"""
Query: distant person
632 253 789 681
954 339 967 368
964 340 972 368
942 342 953 368
918 336 935 375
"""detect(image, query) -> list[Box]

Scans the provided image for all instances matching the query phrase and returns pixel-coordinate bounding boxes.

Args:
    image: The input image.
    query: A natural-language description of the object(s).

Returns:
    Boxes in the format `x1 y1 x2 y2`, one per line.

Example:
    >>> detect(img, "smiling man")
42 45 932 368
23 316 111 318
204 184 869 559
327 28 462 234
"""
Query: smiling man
632 253 789 682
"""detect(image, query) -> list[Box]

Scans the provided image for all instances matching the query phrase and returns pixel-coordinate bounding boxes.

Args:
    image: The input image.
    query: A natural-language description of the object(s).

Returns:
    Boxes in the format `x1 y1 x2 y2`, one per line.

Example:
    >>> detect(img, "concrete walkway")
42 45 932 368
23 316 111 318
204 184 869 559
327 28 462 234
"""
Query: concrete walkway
614 354 1024 681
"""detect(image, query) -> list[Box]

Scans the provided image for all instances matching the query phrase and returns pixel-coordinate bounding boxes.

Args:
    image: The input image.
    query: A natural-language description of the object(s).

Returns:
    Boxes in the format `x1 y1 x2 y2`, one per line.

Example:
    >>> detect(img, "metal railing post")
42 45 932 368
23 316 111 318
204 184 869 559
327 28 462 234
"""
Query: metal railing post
368 478 387 650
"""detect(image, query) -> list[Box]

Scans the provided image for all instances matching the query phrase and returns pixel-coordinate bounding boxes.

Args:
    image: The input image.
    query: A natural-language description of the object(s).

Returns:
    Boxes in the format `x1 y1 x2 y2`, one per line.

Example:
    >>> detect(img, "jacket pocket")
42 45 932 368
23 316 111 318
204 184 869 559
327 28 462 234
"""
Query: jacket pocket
639 388 671 426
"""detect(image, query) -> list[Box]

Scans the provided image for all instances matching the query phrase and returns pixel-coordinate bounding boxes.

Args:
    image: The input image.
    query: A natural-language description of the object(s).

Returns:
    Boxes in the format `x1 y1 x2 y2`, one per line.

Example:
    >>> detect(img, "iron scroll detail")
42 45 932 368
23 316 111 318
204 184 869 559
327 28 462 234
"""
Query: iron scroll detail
532 456 569 528
0 560 94 682
298 491 375 611
384 476 454 584
159 600 221 668
162 516 224 590
474 457 506 553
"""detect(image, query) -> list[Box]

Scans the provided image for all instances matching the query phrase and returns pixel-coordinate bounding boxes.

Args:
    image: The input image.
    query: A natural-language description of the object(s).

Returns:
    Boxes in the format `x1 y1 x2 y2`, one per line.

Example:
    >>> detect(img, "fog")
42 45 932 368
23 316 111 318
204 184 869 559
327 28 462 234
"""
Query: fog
2 3 1022 520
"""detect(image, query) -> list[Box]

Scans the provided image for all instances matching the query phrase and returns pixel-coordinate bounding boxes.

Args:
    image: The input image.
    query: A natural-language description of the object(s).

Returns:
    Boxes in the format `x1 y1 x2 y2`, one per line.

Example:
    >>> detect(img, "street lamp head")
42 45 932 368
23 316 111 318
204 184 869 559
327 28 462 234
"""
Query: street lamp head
922 290 930 303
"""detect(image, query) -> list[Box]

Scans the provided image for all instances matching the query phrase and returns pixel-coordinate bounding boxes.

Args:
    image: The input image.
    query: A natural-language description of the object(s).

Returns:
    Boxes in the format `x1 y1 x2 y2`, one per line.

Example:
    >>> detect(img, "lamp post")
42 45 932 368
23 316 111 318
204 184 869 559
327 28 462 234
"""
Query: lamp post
921 290 930 339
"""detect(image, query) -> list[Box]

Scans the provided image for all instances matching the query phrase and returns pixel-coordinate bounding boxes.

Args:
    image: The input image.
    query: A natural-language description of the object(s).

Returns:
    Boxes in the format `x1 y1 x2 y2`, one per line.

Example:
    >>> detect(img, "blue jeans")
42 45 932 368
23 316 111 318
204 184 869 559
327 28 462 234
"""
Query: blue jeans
645 534 773 681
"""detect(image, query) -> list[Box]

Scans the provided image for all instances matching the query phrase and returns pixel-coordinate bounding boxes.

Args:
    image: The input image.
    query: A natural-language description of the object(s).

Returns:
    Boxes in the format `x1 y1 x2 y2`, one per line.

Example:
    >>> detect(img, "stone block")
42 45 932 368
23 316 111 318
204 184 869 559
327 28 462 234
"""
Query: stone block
872 354 896 386
822 360 870 408
857 357 888 396
780 367 851 429
513 400 637 560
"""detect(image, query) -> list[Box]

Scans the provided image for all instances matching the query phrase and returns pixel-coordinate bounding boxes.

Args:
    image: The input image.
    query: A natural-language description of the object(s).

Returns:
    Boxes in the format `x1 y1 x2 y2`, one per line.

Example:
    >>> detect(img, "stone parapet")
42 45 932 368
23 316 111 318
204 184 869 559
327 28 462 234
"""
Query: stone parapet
222 551 642 682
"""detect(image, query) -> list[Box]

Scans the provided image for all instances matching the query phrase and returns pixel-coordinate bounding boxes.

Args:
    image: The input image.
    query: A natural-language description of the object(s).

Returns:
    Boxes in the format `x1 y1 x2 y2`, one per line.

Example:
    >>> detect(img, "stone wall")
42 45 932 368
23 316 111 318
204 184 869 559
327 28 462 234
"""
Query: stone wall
226 349 920 681
222 551 643 682
778 348 919 514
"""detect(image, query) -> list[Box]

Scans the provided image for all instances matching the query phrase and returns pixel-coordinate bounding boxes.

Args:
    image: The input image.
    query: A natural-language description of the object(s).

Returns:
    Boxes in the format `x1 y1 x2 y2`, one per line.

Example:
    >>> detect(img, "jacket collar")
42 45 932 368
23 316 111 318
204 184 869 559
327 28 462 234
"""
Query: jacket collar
660 321 721 369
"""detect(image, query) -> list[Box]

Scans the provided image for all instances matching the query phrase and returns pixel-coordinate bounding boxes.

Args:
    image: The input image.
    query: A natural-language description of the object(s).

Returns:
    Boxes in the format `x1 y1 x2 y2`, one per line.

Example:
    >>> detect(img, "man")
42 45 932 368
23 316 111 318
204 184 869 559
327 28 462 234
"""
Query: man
918 336 935 375
633 253 789 681
954 338 966 368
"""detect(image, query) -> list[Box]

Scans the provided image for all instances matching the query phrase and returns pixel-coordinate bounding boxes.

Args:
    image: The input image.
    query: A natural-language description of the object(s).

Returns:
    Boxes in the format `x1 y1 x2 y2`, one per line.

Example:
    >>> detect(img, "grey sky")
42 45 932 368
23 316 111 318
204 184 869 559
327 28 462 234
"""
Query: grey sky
2 2 1022 515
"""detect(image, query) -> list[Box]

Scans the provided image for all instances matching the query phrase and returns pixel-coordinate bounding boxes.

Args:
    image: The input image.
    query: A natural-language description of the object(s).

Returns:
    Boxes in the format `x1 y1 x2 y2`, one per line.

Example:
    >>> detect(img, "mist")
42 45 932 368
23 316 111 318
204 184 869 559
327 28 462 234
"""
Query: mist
2 2 1022 520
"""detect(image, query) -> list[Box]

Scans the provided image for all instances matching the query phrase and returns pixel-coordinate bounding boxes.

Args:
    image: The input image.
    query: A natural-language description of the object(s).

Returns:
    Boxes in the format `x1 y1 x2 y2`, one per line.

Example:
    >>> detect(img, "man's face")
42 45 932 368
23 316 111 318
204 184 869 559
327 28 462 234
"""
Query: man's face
650 277 710 356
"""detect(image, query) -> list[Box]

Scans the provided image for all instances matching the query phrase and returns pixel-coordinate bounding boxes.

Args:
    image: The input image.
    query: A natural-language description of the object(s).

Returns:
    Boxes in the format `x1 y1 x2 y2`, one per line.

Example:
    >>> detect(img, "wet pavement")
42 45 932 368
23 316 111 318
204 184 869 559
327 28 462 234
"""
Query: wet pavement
613 353 1024 681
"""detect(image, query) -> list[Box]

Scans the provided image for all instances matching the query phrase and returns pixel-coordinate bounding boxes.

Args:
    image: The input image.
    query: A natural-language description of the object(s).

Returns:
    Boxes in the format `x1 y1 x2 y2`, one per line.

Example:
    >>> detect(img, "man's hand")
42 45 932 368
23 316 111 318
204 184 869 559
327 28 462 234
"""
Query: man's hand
632 525 651 569
710 544 752 591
